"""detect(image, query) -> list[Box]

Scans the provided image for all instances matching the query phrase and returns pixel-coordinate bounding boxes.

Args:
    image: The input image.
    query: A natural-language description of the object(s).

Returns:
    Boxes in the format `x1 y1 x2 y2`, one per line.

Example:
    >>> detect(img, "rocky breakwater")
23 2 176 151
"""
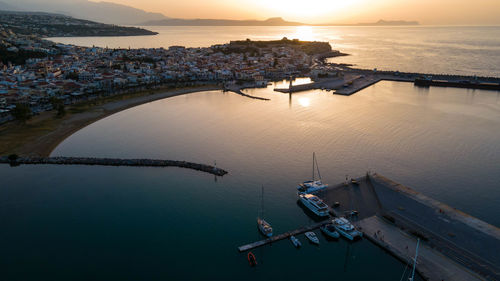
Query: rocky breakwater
1 156 228 176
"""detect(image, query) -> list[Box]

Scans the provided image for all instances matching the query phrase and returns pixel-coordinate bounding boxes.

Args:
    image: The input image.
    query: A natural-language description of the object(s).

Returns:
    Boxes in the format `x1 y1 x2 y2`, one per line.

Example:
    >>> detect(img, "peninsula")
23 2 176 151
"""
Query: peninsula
0 10 158 37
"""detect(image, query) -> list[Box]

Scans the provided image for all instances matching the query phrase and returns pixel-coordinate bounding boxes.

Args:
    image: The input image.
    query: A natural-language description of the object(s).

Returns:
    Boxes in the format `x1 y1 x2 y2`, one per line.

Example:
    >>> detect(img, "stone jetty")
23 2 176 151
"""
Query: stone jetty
0 156 228 176
225 85 270 101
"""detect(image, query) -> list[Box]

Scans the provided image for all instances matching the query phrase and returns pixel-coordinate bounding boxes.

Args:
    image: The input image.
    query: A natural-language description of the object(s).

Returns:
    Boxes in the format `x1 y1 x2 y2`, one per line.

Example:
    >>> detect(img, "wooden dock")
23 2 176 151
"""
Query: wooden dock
238 220 330 252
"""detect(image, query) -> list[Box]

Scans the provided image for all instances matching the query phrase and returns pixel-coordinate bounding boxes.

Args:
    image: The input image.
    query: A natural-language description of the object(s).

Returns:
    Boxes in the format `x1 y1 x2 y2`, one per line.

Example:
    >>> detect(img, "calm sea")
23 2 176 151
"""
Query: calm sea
2 80 499 280
48 25 500 77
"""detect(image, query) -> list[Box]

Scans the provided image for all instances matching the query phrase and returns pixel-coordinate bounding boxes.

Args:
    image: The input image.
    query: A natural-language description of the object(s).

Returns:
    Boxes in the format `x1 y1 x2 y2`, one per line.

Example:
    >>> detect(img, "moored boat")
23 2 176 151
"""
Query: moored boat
320 224 340 239
290 235 302 248
247 252 257 266
299 193 330 217
305 231 320 244
257 185 273 237
257 218 273 237
332 217 363 241
298 153 328 193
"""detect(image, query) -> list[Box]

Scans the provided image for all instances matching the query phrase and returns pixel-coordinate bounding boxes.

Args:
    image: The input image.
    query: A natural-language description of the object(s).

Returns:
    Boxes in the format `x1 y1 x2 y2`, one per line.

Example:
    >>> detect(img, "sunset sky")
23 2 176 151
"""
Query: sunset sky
92 0 500 25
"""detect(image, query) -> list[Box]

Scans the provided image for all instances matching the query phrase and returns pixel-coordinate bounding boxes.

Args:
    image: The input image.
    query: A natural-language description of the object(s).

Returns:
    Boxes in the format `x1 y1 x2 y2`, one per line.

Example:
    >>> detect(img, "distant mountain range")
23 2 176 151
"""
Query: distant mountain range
141 17 419 27
141 17 303 26
0 0 168 25
0 0 418 27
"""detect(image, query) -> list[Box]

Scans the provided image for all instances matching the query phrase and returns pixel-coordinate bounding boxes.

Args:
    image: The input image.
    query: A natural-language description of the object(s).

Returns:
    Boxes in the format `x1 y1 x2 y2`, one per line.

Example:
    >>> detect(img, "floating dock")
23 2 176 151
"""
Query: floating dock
237 220 329 252
0 156 228 176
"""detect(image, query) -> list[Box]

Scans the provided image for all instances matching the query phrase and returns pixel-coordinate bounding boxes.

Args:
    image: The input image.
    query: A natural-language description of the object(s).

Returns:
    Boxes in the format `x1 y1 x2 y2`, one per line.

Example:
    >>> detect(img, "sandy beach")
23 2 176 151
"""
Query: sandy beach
0 85 222 157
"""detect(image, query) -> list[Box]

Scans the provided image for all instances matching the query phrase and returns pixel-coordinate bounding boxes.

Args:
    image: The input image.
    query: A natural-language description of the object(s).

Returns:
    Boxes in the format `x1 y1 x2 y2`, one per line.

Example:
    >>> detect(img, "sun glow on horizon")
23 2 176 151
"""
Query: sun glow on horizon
256 0 364 22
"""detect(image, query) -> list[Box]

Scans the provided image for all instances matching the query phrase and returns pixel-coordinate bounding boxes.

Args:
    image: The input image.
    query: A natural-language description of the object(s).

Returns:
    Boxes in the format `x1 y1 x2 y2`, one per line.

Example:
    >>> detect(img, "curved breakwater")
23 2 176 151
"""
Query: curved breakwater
0 156 228 176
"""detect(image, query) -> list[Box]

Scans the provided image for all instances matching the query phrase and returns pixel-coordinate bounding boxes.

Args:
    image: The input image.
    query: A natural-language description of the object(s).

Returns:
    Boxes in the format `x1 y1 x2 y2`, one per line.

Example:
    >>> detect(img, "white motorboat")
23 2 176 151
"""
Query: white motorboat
290 235 301 248
332 217 363 241
305 231 320 244
320 224 340 239
298 152 328 194
299 193 330 217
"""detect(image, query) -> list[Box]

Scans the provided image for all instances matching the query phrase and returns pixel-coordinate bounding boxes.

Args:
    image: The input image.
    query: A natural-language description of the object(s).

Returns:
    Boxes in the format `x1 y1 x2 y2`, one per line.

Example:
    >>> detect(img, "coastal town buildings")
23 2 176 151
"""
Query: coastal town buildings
0 27 319 123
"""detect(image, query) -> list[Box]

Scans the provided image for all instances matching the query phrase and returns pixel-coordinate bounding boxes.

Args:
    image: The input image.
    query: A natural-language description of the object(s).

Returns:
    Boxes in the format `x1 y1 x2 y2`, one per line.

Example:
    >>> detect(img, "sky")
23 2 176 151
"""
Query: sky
91 0 500 25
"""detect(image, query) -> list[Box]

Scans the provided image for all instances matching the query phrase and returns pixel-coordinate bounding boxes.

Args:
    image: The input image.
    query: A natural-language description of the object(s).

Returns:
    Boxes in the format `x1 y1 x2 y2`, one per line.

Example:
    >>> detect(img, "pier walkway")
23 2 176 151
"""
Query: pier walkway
237 220 329 252
357 216 484 281
0 156 228 176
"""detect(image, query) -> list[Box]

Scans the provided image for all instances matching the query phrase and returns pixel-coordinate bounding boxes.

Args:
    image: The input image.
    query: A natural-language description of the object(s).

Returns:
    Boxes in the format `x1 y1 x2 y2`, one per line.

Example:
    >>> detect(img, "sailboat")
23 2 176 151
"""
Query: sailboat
257 185 273 237
297 152 328 194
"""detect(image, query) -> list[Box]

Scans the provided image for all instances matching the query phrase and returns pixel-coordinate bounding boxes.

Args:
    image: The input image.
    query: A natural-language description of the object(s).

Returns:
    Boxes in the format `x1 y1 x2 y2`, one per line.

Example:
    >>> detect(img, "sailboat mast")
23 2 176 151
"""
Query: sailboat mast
316 154 322 180
410 239 420 281
261 185 264 219
312 152 316 181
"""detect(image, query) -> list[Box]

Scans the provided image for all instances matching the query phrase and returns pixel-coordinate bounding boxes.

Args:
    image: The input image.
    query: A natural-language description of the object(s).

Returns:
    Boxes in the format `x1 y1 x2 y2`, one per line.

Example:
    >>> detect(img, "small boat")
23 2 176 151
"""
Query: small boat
320 224 340 239
290 235 302 248
305 231 320 244
351 178 359 185
247 252 257 267
332 217 363 241
257 185 273 237
257 218 273 237
299 193 330 217
298 153 328 194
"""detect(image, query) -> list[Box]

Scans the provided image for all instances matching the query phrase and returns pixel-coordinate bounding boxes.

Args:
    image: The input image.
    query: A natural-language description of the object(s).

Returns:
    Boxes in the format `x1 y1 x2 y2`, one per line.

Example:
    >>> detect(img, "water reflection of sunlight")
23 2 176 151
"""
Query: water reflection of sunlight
298 97 311 107
292 26 316 41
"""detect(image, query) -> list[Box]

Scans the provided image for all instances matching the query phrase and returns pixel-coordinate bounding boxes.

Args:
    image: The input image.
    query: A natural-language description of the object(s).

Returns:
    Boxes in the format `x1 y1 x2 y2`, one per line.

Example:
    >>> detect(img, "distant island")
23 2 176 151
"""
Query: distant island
0 10 158 37
141 17 419 27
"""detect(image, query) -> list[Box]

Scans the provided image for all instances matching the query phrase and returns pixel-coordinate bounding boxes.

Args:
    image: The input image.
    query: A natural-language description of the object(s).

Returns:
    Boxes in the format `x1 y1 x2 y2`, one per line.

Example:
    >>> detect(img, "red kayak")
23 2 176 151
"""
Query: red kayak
247 252 257 266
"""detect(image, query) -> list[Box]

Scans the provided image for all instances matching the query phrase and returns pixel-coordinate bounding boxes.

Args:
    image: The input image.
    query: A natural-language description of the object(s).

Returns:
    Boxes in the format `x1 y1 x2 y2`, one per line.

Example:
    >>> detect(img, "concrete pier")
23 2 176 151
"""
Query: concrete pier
225 85 270 101
274 68 500 96
0 156 228 176
315 174 500 280
358 216 483 281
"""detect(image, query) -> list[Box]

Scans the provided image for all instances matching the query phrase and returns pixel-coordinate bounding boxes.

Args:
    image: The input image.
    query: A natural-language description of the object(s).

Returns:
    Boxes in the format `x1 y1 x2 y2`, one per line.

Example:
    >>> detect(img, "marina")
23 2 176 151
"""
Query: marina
273 69 500 97
238 174 500 281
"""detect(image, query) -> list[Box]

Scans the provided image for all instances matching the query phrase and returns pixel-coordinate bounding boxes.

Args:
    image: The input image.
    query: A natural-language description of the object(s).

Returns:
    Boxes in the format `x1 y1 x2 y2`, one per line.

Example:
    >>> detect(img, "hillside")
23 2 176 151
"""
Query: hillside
0 11 158 37
0 0 168 25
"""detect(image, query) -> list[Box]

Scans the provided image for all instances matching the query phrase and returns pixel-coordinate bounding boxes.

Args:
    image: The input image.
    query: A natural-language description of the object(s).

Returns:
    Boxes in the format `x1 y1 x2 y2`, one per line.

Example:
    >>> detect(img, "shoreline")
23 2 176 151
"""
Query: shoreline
0 85 222 157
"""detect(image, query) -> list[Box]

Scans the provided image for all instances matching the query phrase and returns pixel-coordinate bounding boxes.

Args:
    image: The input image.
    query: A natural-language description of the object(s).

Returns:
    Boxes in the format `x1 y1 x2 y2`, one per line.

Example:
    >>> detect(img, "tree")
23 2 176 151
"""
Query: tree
50 97 65 118
12 103 31 123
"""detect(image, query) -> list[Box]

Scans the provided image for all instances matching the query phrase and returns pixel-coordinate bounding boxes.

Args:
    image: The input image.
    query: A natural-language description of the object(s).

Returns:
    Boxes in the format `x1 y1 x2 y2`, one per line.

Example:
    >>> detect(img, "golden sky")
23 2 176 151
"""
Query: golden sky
95 0 500 25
